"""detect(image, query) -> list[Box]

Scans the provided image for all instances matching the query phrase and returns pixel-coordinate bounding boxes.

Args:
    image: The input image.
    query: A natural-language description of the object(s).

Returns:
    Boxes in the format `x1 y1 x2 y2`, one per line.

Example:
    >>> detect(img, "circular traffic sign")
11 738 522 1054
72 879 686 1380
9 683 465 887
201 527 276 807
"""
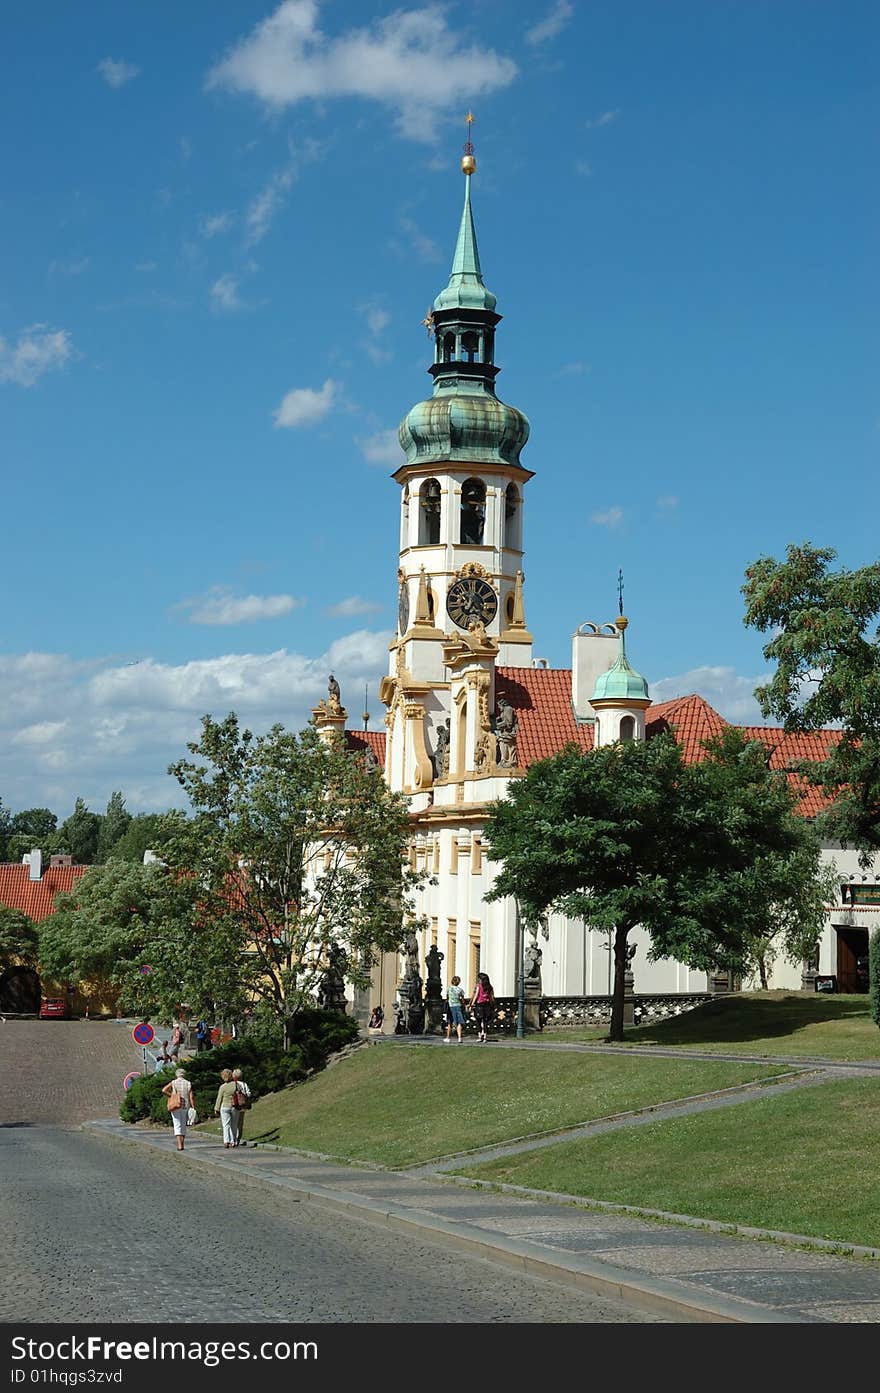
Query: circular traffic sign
122 1072 140 1091
132 1021 154 1046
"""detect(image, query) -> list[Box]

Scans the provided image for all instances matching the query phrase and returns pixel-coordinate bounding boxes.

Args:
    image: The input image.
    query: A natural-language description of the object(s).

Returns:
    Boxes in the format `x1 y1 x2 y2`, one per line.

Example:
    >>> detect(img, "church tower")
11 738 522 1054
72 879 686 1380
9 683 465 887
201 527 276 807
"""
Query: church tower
380 124 534 794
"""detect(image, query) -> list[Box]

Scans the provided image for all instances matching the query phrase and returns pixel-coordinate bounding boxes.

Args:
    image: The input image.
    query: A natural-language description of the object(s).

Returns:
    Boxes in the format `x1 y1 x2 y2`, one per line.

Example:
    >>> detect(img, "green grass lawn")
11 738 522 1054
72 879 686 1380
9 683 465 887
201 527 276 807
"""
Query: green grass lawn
222 1047 783 1168
458 1076 880 1249
543 992 880 1061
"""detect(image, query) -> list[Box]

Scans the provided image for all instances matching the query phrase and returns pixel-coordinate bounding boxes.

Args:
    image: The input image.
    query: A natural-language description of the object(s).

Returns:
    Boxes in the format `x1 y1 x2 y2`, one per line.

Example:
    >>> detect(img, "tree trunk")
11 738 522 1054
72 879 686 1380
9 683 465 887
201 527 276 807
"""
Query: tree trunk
758 956 769 991
609 924 630 1042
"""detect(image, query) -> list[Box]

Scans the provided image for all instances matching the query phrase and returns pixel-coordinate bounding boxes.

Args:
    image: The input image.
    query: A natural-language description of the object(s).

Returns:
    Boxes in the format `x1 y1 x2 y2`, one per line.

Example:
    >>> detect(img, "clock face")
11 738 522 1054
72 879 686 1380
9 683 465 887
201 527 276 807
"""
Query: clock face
446 576 498 630
398 580 410 634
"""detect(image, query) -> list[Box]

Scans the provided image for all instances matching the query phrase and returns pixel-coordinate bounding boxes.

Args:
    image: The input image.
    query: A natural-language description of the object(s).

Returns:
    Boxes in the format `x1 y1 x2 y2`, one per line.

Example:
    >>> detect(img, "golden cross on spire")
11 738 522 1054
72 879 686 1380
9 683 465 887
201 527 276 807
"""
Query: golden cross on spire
462 110 476 172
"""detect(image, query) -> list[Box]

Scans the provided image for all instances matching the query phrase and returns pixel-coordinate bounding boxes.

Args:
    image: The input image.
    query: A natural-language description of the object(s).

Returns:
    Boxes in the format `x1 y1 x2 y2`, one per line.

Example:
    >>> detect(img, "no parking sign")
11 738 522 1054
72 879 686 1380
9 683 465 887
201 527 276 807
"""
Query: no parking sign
122 1072 140 1091
132 1021 154 1046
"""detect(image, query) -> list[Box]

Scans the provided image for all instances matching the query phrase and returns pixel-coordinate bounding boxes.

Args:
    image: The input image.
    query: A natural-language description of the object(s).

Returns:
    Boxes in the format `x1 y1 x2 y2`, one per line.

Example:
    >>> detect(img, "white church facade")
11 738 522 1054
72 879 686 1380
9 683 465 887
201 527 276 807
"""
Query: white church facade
316 146 876 1017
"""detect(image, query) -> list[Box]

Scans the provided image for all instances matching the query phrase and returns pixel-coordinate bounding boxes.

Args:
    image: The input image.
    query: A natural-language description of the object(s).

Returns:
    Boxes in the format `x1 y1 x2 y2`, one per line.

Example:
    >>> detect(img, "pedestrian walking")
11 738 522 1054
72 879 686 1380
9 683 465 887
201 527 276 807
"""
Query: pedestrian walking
195 1019 210 1053
169 1022 183 1060
213 1068 239 1148
444 976 467 1043
469 972 495 1042
161 1068 195 1152
230 1068 251 1147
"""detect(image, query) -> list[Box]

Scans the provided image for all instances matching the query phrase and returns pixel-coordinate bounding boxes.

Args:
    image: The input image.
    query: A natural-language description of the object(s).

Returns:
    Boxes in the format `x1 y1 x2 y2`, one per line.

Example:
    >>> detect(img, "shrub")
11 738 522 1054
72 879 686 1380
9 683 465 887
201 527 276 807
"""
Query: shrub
119 1008 359 1125
870 928 880 1031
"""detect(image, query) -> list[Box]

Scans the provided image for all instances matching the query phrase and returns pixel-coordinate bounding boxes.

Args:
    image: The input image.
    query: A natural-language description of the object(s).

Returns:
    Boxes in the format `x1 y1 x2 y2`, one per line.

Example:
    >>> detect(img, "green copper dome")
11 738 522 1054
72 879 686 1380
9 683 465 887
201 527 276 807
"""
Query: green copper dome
591 622 650 703
399 391 529 467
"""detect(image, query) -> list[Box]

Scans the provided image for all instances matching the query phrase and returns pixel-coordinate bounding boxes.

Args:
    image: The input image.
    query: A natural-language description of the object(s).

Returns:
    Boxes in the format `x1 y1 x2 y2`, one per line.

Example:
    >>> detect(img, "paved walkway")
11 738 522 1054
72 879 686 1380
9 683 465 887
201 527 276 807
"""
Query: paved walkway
0 1020 145 1125
87 1116 880 1324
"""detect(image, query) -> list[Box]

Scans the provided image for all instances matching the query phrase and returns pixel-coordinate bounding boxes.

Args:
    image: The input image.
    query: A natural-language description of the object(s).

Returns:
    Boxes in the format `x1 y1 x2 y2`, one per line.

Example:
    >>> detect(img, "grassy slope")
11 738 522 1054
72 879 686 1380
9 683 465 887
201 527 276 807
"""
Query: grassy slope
230 1047 781 1168
543 992 880 1060
460 1076 880 1249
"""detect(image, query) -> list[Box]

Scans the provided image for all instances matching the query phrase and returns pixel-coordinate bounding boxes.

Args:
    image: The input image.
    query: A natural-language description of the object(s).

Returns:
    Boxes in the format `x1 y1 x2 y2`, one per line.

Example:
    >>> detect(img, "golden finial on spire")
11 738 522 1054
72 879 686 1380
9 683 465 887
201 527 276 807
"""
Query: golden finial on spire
462 110 476 175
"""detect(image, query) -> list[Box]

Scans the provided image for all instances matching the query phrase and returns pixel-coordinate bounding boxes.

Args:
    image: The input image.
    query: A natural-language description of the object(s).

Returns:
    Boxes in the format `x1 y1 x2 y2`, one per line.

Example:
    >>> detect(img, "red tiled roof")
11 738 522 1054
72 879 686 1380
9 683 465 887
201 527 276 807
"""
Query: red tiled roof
0 863 88 921
345 729 386 762
496 667 594 764
494 668 841 818
644 693 729 761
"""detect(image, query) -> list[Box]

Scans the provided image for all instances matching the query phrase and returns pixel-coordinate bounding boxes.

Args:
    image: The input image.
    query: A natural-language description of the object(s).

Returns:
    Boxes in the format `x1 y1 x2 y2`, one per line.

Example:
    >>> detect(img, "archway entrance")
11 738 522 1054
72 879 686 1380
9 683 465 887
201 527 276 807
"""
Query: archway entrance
0 966 41 1014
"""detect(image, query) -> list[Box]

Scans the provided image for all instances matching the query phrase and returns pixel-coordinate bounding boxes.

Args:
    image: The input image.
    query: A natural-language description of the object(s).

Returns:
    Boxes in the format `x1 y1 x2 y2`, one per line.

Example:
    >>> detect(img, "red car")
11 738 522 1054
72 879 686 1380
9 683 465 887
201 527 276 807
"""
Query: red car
39 997 70 1020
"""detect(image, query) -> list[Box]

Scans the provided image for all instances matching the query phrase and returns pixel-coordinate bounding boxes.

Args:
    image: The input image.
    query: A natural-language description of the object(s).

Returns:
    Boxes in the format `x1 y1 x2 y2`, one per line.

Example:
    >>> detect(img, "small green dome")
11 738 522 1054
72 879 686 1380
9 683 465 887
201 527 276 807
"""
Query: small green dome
592 624 649 703
399 392 529 468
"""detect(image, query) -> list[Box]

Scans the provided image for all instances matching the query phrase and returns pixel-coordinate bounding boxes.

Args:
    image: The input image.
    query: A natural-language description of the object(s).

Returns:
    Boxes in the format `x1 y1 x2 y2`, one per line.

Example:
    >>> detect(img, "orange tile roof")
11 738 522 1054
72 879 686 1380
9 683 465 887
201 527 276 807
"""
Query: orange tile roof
493 668 841 818
345 729 386 762
0 863 88 921
496 667 594 763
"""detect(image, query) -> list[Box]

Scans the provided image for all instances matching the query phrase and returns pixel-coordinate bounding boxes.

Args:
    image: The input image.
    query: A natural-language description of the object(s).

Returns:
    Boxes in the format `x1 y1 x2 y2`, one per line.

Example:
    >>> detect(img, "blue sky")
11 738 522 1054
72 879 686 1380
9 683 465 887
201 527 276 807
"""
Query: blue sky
1 0 877 816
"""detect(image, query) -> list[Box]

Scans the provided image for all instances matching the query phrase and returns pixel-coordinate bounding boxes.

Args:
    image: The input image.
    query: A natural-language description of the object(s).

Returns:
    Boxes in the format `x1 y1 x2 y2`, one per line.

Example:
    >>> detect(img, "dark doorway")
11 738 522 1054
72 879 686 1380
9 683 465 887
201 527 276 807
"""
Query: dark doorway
0 966 41 1013
835 927 869 993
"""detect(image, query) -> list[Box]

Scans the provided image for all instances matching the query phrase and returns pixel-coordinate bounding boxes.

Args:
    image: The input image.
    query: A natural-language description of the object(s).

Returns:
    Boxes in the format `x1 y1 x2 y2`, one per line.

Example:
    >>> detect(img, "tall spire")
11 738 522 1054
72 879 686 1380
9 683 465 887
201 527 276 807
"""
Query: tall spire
433 114 496 313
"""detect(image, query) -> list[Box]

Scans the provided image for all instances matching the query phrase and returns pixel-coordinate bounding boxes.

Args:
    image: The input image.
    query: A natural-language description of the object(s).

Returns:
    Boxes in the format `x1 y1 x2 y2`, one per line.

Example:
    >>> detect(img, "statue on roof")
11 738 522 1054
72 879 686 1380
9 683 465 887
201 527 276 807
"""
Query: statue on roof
495 697 519 768
327 674 342 712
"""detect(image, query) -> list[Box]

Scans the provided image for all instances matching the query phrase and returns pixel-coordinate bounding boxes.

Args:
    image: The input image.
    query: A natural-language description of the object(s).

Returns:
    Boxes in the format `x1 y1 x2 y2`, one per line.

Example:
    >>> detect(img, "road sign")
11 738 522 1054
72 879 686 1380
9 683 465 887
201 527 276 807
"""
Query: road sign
132 1021 154 1046
122 1072 140 1091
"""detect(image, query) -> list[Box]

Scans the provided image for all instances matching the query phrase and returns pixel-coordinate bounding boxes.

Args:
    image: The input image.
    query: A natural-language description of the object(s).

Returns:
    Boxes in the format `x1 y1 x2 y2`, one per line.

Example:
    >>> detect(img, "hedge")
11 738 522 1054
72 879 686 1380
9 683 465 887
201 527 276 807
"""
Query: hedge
870 927 880 1031
119 1007 359 1125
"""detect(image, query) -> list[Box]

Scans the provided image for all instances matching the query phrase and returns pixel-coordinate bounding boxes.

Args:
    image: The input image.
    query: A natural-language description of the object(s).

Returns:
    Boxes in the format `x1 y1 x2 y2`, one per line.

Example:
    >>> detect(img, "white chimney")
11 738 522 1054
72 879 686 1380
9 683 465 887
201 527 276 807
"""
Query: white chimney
27 848 43 881
571 622 620 721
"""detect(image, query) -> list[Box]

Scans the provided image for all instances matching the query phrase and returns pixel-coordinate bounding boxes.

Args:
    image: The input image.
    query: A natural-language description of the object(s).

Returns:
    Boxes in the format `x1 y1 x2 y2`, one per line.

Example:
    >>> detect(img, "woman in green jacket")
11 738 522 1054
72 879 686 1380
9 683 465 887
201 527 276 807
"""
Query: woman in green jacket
214 1069 239 1148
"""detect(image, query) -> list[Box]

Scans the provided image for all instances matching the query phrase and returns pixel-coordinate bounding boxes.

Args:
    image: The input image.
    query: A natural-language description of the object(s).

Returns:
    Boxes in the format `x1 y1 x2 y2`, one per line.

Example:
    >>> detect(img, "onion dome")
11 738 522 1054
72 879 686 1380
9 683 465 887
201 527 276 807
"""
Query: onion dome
591 619 650 703
399 392 529 467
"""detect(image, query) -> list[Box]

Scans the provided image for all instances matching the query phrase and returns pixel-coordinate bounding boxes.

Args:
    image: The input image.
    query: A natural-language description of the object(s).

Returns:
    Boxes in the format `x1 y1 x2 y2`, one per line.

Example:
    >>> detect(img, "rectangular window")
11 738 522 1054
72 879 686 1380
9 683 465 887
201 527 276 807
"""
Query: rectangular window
471 835 482 874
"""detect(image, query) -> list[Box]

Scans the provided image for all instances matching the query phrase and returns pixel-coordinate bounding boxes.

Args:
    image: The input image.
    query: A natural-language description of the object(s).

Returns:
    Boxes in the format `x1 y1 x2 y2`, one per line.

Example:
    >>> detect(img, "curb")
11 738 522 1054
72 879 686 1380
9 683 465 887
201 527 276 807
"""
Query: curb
83 1120 803 1325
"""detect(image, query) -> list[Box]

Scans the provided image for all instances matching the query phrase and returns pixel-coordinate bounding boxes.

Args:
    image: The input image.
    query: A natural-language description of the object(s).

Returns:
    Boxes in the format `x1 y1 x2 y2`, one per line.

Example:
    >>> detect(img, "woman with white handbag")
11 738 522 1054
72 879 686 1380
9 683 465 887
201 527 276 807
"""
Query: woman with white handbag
161 1068 195 1152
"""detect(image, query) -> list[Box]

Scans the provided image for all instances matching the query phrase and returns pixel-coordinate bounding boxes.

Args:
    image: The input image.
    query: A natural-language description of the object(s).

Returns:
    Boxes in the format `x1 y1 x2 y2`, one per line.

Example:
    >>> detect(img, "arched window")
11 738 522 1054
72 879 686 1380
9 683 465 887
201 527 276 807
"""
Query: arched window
419 478 441 545
442 332 456 364
505 483 521 550
461 330 479 363
401 487 410 549
460 478 486 545
619 716 635 743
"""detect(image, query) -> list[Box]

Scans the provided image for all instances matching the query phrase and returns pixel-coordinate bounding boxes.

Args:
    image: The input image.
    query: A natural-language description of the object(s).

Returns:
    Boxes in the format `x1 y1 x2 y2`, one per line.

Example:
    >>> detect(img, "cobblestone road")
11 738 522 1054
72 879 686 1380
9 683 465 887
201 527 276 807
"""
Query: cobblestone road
0 1021 144 1124
0 1128 664 1322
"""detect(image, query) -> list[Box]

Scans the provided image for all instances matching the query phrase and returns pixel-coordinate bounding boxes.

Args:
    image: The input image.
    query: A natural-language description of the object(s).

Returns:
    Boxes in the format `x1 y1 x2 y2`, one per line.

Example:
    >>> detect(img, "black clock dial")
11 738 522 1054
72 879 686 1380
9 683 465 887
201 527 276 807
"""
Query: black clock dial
446 576 497 630
398 581 410 633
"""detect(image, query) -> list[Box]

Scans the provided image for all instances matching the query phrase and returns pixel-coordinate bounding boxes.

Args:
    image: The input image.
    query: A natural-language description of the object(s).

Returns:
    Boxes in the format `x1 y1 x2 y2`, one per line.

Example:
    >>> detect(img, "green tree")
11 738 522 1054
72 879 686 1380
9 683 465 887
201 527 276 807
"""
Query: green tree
0 906 39 970
107 813 171 863
485 731 821 1041
163 714 424 1047
743 542 880 861
0 798 12 861
869 928 880 1030
38 860 204 1017
58 798 101 865
97 792 132 862
6 808 59 864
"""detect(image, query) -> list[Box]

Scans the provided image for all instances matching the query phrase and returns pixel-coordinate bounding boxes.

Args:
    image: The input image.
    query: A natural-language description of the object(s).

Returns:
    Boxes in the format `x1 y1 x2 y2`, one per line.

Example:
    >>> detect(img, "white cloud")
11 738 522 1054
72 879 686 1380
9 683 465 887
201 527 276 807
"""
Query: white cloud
561 360 590 375
97 57 139 88
0 324 73 388
201 212 233 238
586 109 619 129
363 304 390 335
525 1 574 46
206 1 517 143
656 495 678 512
246 167 294 246
357 429 403 467
574 160 592 178
400 216 442 262
651 666 770 726
274 378 338 428
176 590 305 626
590 506 623 529
0 635 392 813
209 273 243 312
325 596 383 618
134 261 157 273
